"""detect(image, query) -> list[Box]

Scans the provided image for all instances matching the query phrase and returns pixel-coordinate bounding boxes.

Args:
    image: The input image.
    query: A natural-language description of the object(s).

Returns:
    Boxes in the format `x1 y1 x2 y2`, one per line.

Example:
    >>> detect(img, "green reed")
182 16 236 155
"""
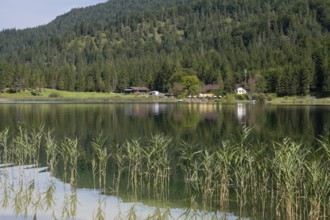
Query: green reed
252 142 269 218
59 137 80 187
13 184 24 216
8 125 44 166
147 207 172 219
214 140 235 209
111 143 125 194
92 133 111 192
45 130 59 175
199 150 216 208
123 139 143 196
0 127 10 164
0 126 330 219
271 138 308 219
93 197 106 220
126 204 138 220
148 134 172 199
61 190 78 219
178 141 202 195
1 171 11 209
43 180 56 211
176 127 330 219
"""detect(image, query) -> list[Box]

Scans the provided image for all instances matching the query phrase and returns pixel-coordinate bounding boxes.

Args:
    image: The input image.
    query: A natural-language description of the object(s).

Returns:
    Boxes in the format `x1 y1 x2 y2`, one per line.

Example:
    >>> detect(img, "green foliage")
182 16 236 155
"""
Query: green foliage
235 94 249 100
0 0 329 96
48 92 62 98
182 75 201 96
251 93 272 102
211 87 224 97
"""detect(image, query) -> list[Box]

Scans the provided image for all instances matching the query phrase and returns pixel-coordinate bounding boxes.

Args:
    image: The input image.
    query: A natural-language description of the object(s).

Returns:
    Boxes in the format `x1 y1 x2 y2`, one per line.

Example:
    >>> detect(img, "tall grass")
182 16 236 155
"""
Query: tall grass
0 128 10 164
59 137 80 188
0 126 329 219
45 130 59 175
148 134 172 199
214 140 235 209
92 133 111 192
176 127 330 219
111 143 125 194
10 125 44 166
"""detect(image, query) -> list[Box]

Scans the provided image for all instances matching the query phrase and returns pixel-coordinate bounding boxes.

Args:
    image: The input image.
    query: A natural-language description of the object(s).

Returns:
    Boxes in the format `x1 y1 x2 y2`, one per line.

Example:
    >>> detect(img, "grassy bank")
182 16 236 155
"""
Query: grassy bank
269 96 330 105
1 89 330 105
0 88 177 103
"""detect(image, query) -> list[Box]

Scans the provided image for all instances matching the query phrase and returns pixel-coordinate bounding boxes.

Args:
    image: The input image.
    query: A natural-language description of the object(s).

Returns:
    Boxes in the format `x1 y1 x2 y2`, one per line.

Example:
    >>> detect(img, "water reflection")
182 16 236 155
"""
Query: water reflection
236 103 246 122
0 103 329 148
0 164 240 220
124 103 167 117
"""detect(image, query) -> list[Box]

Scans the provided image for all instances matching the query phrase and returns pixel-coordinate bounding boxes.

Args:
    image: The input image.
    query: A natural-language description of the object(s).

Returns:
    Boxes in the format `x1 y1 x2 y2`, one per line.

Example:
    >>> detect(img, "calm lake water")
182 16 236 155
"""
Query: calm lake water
0 102 330 219
0 102 329 144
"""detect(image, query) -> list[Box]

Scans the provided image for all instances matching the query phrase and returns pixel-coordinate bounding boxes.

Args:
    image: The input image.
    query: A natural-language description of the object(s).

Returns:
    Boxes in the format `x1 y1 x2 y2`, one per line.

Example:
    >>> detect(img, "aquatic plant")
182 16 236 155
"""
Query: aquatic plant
59 137 80 188
199 150 216 208
178 141 202 195
61 191 78 219
92 133 111 192
43 180 56 211
93 197 106 220
214 140 235 209
126 204 138 220
44 130 59 175
124 139 143 196
111 143 125 194
148 134 172 199
0 126 329 219
1 170 11 208
146 207 173 220
271 138 308 219
0 127 10 164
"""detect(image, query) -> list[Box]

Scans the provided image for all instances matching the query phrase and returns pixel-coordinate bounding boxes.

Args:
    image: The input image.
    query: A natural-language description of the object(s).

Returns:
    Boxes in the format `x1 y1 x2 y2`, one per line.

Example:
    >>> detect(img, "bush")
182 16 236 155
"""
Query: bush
235 94 248 100
48 92 62 98
251 93 273 102
31 89 41 96
223 94 236 102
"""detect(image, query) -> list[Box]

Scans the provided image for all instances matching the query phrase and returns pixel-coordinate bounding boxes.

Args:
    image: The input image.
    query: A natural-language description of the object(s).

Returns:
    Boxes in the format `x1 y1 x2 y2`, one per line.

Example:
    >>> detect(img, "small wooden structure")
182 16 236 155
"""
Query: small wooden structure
124 86 150 94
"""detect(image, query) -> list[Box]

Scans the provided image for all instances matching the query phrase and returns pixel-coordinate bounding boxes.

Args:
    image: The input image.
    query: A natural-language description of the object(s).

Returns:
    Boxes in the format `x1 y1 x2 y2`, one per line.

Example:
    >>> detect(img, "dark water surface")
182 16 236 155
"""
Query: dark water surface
0 102 329 144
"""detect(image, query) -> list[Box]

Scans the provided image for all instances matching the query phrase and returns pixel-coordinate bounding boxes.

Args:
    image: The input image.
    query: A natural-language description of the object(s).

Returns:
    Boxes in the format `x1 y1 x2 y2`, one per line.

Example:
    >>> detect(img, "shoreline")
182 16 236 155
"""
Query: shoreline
1 89 330 105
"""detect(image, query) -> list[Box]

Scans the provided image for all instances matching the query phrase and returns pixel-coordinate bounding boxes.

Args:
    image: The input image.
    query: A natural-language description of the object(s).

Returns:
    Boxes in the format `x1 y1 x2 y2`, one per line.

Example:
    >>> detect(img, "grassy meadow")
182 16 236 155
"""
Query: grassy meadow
0 88 176 103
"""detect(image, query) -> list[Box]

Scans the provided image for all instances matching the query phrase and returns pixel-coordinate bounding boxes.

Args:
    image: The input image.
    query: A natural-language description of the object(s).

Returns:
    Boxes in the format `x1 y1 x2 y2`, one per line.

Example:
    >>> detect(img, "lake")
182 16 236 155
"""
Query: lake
0 102 329 219
0 102 329 144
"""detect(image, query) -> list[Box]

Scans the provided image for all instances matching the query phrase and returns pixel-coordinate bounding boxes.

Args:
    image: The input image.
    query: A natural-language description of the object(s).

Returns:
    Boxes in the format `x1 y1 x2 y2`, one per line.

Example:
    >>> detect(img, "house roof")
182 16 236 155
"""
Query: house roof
201 84 221 93
129 87 150 91
235 84 245 88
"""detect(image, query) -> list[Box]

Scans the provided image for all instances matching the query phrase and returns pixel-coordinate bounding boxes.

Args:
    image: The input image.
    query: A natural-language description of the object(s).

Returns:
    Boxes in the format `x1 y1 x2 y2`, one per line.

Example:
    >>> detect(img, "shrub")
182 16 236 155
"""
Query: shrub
49 92 62 98
251 93 273 102
31 90 41 96
235 94 248 100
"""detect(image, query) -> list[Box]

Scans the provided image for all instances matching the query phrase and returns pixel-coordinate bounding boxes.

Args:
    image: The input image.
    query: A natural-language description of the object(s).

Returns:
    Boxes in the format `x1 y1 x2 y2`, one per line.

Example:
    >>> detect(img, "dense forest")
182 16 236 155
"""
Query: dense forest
0 0 329 97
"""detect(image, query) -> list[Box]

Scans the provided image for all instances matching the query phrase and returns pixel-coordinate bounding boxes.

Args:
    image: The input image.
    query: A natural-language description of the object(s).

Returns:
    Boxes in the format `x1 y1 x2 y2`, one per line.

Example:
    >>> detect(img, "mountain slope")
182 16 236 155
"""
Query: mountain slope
0 0 329 96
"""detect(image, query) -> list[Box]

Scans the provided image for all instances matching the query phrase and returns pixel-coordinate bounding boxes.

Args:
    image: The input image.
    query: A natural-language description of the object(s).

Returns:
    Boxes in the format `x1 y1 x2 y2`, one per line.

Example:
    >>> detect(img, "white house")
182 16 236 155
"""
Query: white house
236 87 247 95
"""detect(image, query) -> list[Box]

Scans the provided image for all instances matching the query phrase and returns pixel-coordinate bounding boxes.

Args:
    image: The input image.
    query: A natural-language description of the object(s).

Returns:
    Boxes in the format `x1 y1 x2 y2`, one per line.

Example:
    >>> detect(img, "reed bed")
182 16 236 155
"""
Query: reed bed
0 126 329 219
176 126 330 219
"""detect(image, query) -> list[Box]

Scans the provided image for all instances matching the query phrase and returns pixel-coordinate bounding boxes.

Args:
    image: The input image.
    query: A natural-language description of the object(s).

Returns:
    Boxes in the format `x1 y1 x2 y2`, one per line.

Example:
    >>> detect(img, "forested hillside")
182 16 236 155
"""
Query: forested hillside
0 0 329 96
